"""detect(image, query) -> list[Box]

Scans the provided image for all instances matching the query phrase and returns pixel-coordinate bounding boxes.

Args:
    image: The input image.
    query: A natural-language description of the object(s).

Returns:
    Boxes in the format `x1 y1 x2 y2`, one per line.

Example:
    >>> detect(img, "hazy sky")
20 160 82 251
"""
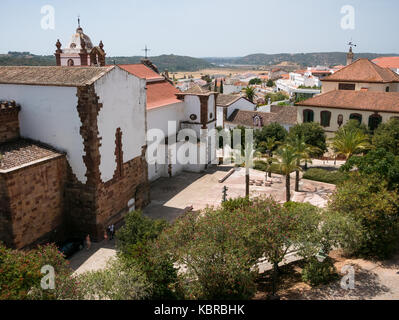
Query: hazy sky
0 0 398 57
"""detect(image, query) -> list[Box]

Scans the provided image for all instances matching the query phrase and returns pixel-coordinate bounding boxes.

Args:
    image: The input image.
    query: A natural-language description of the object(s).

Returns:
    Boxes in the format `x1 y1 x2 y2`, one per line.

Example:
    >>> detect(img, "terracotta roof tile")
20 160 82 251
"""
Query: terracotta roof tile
372 57 399 69
322 58 399 83
0 66 115 87
216 94 243 107
117 64 164 81
0 139 63 171
296 90 399 113
226 106 297 127
146 81 182 110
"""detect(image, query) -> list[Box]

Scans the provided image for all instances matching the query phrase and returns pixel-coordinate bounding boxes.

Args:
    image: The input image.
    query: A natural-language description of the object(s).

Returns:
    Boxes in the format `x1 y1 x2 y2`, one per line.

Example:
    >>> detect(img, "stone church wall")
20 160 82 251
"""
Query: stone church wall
0 156 67 249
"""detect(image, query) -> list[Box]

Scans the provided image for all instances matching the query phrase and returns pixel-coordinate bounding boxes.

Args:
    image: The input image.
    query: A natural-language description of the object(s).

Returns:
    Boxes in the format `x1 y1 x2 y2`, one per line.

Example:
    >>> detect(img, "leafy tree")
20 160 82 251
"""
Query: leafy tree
214 79 218 92
341 148 399 190
255 123 288 150
115 211 179 299
288 122 326 157
274 145 301 202
249 78 262 85
266 79 274 87
287 135 321 191
331 125 370 161
372 118 399 156
245 86 256 102
329 174 399 259
220 79 224 93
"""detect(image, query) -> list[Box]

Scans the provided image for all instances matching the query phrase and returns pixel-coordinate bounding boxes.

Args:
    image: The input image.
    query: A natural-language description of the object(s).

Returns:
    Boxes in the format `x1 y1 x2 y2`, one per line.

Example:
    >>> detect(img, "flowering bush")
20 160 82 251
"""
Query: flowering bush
0 243 81 300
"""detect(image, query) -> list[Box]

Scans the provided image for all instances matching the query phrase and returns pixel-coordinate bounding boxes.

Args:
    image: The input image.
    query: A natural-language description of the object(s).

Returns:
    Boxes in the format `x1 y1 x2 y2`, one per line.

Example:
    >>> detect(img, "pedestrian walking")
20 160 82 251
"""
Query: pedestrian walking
86 234 91 250
110 224 115 240
104 229 108 242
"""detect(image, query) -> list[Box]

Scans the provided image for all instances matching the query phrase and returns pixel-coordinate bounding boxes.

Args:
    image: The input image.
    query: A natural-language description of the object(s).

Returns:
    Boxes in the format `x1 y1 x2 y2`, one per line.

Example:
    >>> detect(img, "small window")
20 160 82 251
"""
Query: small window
303 109 314 123
338 83 355 90
189 114 197 121
386 86 390 92
337 114 344 127
67 59 74 66
320 111 331 127
209 113 213 120
368 114 382 131
349 113 363 123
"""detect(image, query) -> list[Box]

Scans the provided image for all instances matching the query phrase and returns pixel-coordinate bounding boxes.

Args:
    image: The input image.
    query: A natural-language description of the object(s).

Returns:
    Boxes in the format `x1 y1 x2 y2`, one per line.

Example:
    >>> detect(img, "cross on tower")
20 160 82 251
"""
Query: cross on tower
142 45 151 59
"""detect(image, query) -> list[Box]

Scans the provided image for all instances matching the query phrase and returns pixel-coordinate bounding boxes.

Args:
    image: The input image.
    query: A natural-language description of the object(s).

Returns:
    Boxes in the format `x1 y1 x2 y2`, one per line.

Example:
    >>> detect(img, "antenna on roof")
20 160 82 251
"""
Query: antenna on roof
142 45 151 59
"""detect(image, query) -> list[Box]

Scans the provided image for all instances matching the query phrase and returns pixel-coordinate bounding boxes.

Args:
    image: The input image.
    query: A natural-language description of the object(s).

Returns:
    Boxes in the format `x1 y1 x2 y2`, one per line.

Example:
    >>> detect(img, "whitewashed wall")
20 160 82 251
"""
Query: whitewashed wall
95 67 147 182
0 84 86 183
147 102 185 135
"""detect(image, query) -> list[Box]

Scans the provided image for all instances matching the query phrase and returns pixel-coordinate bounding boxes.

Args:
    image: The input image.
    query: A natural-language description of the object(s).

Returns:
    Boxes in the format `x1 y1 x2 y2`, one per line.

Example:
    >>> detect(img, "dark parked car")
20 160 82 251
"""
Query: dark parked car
57 238 84 259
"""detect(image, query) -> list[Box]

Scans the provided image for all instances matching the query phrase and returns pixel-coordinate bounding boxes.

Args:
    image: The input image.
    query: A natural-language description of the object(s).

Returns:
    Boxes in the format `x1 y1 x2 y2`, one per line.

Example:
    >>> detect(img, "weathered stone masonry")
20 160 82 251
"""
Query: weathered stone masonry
64 85 150 241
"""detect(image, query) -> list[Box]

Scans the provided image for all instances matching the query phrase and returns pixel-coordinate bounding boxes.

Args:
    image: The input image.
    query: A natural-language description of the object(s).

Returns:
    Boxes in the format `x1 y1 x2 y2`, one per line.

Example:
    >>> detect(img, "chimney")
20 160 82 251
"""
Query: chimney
0 101 21 144
347 47 354 66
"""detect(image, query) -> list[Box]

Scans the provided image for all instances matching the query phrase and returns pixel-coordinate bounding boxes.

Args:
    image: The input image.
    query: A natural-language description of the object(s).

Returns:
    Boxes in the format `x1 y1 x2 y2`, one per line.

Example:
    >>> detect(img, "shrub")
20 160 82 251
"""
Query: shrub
0 243 81 300
77 258 151 300
221 197 253 211
329 174 399 259
301 257 338 286
303 168 348 185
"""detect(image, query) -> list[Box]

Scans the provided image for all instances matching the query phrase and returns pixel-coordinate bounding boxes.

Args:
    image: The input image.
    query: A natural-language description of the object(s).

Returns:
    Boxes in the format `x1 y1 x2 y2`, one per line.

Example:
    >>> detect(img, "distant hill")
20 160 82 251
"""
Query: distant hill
0 52 213 72
205 52 399 67
106 54 213 72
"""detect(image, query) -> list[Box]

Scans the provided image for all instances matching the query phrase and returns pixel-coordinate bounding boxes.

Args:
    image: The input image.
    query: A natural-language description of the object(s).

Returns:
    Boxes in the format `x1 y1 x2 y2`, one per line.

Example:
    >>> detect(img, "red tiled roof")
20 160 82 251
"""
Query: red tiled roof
0 139 63 171
322 58 399 83
117 64 164 81
296 90 399 113
146 81 182 110
372 57 399 69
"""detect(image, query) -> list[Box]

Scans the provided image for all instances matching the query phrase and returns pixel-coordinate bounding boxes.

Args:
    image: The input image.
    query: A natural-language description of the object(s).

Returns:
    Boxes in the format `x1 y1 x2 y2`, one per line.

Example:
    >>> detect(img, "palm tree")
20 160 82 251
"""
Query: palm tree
287 135 321 192
245 86 256 103
274 145 301 202
331 126 370 161
263 137 281 178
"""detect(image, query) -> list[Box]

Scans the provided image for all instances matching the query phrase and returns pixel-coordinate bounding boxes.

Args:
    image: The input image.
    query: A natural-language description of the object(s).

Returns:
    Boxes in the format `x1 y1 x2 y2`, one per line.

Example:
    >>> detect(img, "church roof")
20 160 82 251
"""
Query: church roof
322 58 399 83
0 66 115 87
63 26 94 54
146 81 182 110
296 90 399 113
118 64 163 81
216 94 252 107
0 139 64 172
179 84 213 96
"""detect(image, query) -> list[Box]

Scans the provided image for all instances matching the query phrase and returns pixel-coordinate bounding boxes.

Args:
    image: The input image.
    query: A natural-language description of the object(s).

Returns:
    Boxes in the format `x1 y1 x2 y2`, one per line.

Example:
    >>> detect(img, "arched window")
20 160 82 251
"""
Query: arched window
349 113 363 123
303 109 314 123
368 114 382 131
67 59 74 66
320 111 331 127
386 86 390 92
